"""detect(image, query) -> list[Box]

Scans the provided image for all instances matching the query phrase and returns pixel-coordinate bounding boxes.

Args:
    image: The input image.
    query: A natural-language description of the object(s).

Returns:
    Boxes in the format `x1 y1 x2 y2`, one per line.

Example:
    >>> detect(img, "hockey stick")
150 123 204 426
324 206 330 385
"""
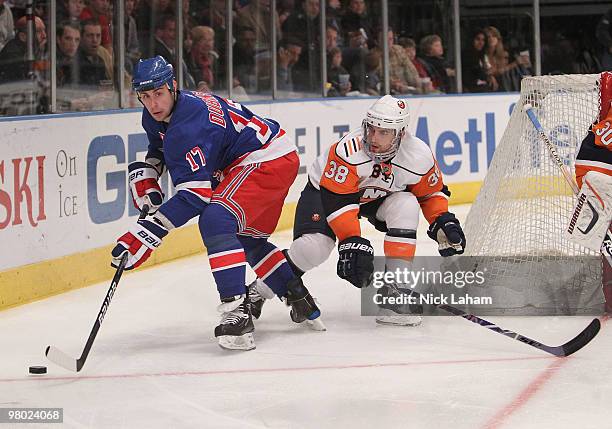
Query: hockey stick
524 103 612 264
524 104 581 194
45 205 149 372
437 304 600 357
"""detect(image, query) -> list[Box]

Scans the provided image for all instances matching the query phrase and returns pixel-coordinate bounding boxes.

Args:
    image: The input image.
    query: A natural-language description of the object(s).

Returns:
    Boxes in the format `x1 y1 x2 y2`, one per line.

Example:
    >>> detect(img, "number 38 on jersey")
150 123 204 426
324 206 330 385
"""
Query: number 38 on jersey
324 160 350 183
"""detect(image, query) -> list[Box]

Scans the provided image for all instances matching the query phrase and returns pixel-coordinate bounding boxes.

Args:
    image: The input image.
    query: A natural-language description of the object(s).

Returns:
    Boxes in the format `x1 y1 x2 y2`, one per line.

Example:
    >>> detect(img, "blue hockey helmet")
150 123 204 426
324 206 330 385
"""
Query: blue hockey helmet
132 56 175 92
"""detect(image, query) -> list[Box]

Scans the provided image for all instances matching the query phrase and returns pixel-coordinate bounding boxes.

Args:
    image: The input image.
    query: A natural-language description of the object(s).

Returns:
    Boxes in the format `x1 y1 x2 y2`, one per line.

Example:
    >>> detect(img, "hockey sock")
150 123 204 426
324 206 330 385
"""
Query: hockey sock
200 205 247 298
383 228 417 262
240 236 296 297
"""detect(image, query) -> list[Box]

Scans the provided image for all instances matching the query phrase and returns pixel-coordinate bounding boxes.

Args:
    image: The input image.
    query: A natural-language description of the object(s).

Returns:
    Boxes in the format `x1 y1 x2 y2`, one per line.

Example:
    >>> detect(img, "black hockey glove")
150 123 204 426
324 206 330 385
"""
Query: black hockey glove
337 236 374 288
427 212 466 257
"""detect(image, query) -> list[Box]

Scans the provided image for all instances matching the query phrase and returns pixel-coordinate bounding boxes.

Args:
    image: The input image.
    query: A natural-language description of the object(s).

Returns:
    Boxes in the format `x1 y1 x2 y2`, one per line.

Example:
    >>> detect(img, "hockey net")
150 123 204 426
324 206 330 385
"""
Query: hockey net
462 73 611 315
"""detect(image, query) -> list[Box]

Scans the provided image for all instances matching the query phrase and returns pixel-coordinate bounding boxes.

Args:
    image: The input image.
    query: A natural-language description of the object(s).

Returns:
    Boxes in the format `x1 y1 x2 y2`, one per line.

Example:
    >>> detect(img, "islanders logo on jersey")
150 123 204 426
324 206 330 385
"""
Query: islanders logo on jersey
361 186 391 202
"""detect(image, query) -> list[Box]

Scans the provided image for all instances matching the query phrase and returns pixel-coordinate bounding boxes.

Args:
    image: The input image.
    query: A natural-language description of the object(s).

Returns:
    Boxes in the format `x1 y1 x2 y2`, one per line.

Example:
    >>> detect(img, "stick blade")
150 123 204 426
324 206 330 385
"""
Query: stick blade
45 345 79 372
558 318 601 357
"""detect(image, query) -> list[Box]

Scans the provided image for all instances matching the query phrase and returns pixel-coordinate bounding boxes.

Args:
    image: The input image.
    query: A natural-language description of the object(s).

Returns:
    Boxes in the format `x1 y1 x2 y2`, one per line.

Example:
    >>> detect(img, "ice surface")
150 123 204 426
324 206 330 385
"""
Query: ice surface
1 205 610 428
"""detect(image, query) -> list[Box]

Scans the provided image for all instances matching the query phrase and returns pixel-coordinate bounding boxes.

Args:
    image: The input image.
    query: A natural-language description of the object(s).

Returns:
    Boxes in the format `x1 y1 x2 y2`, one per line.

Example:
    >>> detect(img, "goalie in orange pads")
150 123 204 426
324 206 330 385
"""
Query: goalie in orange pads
574 71 612 313
249 95 466 326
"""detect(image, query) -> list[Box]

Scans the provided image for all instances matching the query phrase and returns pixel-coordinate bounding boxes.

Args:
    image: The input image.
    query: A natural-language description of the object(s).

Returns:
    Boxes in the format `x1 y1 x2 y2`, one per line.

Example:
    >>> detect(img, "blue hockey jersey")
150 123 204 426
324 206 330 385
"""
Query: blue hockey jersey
142 91 295 228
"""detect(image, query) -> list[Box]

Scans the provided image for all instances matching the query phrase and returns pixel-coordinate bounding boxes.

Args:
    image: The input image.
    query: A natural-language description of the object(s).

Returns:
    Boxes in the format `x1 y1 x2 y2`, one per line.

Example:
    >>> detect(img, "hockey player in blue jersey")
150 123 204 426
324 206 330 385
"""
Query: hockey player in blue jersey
111 56 324 351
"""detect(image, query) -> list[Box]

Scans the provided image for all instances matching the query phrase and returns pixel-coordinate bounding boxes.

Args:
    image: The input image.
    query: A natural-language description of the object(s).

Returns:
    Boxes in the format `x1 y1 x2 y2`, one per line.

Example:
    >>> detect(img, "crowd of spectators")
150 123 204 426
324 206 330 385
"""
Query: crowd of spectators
1 0 612 113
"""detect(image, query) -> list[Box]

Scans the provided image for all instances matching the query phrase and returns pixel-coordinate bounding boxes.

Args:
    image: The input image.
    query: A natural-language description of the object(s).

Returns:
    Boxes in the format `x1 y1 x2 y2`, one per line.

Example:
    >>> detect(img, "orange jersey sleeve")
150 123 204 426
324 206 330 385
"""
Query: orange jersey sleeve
575 127 612 188
576 163 612 188
319 143 361 241
406 160 449 224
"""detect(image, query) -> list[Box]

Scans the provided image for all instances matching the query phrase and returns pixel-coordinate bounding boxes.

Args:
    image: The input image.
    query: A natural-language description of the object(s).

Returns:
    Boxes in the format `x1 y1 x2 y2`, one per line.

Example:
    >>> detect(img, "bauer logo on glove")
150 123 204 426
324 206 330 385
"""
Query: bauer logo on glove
136 229 163 247
111 218 168 270
128 169 144 181
338 241 375 253
337 236 375 288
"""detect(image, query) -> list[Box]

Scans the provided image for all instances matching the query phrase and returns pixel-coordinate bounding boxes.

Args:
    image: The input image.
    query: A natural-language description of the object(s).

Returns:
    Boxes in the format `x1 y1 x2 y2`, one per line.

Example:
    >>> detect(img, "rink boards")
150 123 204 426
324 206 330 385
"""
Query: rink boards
0 93 518 309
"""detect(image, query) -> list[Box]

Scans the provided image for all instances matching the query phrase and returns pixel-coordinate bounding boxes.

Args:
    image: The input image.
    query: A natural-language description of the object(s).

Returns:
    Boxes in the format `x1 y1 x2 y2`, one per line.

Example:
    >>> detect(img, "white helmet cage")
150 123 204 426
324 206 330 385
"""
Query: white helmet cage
362 95 410 162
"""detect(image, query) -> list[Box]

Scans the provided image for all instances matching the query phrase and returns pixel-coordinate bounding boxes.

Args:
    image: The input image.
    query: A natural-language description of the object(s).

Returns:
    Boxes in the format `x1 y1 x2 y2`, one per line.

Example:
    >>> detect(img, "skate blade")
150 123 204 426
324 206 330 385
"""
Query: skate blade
375 315 422 327
217 333 256 351
306 317 327 331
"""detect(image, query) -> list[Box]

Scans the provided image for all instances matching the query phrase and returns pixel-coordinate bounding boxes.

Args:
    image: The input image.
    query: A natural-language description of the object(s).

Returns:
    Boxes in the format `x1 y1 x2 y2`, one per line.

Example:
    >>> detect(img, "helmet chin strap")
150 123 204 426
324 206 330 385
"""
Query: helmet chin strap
167 80 179 119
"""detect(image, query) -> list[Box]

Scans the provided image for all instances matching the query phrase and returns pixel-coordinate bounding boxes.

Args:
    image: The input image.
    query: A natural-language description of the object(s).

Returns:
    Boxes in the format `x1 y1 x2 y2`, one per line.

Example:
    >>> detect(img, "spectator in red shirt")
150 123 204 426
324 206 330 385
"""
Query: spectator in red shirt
80 0 112 52
398 37 427 78
187 25 219 90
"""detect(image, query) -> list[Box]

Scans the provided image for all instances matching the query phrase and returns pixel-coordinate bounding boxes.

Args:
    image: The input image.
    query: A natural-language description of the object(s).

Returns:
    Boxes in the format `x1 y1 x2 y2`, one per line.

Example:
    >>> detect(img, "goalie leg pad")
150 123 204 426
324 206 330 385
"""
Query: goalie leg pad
566 170 612 252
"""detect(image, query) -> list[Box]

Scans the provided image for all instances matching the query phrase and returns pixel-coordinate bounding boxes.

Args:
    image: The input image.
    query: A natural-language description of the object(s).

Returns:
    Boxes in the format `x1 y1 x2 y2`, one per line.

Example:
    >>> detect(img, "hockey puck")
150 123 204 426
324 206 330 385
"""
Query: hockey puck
28 366 47 375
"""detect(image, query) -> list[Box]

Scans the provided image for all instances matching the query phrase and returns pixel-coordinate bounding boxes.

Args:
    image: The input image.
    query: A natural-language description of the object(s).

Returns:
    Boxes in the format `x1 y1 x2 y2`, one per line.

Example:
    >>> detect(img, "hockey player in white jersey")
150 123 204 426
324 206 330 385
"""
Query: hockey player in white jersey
249 95 466 326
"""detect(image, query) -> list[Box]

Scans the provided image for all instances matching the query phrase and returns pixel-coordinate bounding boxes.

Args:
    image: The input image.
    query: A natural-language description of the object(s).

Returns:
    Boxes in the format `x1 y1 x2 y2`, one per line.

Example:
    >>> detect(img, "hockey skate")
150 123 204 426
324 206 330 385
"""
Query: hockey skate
214 294 256 350
375 284 423 327
284 278 326 331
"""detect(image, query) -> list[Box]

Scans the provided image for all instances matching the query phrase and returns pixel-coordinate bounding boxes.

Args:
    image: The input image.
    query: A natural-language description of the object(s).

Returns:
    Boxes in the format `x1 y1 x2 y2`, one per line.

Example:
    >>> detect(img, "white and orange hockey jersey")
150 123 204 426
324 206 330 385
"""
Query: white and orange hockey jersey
309 128 449 241
576 112 612 187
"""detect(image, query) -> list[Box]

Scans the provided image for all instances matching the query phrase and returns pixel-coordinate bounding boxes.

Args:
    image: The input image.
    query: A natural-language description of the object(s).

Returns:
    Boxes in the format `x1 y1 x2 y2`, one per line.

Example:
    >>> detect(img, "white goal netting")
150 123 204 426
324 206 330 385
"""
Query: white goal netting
462 74 605 314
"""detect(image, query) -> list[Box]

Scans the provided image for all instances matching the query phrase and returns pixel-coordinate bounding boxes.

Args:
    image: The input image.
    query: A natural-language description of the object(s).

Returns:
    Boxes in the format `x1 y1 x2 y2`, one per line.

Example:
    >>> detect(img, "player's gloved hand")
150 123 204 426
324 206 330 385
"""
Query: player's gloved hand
111 218 168 270
427 212 466 257
337 236 375 288
128 161 164 214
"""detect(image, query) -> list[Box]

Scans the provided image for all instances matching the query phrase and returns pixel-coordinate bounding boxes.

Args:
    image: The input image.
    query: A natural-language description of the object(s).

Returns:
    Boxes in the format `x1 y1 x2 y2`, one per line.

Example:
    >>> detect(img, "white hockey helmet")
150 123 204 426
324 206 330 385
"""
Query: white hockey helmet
362 95 410 162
